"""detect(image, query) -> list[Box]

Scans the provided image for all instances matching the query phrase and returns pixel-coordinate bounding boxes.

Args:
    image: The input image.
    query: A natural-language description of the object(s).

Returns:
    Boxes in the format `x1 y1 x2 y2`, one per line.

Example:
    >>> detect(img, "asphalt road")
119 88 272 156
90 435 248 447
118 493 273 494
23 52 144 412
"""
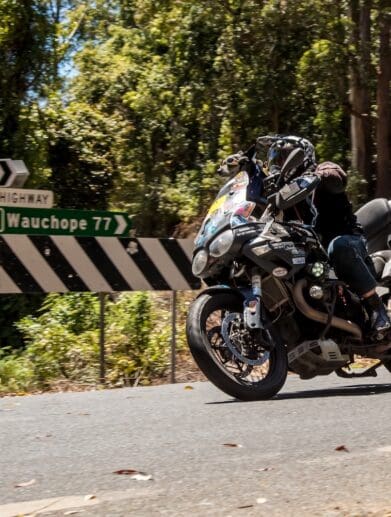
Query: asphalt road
1 369 391 517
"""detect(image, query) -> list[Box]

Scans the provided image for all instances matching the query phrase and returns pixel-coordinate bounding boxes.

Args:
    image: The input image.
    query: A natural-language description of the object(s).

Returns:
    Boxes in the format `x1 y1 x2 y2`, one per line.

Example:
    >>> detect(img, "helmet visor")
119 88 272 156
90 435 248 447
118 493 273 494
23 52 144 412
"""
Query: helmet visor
267 144 291 171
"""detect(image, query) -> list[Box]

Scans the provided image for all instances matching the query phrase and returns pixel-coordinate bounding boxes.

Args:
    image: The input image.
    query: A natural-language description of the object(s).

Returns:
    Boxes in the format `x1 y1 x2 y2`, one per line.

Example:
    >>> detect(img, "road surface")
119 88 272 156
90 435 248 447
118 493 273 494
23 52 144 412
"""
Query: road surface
1 370 391 516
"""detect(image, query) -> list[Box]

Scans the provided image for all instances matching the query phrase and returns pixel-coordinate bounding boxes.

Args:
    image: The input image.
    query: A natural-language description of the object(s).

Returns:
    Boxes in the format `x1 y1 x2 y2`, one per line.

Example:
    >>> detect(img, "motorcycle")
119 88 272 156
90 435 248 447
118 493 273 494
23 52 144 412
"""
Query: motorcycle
186 145 391 400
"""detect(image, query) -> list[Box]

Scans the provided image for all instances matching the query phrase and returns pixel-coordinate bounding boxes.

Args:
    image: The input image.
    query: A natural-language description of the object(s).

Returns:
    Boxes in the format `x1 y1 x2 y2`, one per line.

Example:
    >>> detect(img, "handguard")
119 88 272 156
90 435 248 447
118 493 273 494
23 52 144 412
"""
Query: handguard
275 175 320 210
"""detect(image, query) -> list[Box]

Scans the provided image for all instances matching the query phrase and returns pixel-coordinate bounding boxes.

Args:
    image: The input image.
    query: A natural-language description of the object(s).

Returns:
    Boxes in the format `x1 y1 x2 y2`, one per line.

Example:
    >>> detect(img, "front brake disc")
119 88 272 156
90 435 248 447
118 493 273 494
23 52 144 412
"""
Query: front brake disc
221 313 270 366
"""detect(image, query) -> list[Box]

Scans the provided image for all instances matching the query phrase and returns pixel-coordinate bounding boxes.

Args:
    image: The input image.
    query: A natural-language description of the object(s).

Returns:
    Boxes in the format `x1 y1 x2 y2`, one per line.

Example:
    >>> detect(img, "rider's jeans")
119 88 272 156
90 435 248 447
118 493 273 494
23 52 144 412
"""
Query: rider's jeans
328 234 377 296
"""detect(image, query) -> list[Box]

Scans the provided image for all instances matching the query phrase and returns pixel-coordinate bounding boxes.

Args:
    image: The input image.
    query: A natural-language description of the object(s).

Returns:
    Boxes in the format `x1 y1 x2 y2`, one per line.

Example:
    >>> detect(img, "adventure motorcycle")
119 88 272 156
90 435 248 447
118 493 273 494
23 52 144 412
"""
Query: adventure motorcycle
186 146 391 400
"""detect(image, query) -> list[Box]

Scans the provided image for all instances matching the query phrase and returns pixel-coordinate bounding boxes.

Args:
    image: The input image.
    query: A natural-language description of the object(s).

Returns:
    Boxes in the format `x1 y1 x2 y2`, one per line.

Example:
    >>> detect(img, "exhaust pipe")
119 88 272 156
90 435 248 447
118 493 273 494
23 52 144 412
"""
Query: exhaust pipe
292 278 362 341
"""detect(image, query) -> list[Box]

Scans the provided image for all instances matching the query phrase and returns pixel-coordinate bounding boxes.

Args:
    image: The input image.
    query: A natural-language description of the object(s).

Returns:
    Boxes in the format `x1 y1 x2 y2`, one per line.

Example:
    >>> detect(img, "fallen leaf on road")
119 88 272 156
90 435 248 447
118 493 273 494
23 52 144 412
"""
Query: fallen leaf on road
64 511 85 515
113 469 153 480
84 494 96 501
335 445 349 452
184 385 194 390
35 434 52 440
256 497 268 504
255 467 274 472
222 443 243 448
113 469 139 475
237 505 254 509
15 478 36 488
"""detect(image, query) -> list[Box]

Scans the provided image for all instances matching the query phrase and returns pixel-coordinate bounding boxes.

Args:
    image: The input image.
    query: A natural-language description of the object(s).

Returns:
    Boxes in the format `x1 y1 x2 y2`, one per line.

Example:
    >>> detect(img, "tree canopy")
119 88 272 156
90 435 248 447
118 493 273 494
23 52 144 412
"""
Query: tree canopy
0 0 389 235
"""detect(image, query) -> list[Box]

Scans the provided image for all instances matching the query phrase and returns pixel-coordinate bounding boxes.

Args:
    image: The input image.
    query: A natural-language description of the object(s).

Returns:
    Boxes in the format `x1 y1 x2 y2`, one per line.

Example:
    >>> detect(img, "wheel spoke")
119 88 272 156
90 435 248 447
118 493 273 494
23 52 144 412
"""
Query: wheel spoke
204 306 274 385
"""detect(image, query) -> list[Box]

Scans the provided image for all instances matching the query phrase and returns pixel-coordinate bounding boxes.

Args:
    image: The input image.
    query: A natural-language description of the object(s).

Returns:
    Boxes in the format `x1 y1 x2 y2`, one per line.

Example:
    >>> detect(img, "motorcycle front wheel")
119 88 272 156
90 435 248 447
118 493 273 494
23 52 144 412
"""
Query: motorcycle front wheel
186 291 288 401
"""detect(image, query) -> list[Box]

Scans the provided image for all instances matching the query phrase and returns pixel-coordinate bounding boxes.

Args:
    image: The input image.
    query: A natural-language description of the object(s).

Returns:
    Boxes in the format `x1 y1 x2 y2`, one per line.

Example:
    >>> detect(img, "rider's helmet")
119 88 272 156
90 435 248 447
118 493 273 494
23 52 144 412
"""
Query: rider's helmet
264 135 316 178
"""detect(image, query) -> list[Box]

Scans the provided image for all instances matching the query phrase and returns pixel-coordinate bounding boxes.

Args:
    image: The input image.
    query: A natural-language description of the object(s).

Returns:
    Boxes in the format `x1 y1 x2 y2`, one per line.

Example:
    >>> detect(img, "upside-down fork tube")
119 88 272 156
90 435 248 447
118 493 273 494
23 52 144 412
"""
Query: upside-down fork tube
292 278 362 341
243 269 263 330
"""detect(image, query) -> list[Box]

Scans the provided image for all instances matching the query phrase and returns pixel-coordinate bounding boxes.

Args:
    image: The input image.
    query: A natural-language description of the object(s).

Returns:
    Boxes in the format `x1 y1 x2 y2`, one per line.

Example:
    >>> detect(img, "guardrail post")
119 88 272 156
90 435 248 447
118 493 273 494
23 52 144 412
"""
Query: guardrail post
171 291 177 384
99 292 106 384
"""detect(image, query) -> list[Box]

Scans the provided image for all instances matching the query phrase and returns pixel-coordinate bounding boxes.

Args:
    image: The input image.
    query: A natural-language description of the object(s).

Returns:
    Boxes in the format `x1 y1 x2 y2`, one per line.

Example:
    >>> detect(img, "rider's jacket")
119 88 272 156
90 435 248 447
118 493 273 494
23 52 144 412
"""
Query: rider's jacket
288 162 363 247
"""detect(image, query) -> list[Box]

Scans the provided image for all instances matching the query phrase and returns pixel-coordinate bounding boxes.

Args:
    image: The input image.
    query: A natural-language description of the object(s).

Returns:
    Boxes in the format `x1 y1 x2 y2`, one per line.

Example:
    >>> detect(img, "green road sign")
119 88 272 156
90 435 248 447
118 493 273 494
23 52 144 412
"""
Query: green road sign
0 207 132 237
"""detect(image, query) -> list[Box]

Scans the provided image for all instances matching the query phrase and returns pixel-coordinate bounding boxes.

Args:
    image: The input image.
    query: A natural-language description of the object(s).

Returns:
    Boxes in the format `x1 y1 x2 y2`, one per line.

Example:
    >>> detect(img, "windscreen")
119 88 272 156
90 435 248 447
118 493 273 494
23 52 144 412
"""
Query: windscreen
194 171 256 248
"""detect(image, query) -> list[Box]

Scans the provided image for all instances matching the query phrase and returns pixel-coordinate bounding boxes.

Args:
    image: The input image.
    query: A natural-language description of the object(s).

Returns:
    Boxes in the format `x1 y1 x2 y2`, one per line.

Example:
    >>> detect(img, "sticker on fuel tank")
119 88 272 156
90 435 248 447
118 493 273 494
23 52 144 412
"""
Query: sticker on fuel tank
251 245 270 256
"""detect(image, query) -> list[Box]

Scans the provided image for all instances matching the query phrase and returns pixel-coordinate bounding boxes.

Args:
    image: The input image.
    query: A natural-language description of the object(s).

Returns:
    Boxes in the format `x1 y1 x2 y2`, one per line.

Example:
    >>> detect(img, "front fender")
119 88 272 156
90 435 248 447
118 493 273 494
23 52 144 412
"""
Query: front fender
195 285 245 301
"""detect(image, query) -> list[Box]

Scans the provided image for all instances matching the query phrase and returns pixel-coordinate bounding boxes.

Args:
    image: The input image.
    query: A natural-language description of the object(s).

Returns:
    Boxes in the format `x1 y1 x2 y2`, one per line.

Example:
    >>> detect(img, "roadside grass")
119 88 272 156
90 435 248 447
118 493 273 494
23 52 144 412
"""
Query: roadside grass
0 291 199 396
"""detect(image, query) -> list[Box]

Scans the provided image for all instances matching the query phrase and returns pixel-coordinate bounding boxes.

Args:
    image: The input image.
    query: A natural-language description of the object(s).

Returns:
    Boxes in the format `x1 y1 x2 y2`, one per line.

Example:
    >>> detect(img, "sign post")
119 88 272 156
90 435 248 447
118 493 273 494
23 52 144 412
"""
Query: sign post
0 207 132 237
99 292 106 385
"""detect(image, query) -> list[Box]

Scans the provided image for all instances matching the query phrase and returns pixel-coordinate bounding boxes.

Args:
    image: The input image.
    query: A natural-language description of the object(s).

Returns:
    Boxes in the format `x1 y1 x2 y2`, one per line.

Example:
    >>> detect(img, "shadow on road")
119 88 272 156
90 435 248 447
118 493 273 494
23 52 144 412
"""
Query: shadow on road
276 383 391 400
206 383 391 404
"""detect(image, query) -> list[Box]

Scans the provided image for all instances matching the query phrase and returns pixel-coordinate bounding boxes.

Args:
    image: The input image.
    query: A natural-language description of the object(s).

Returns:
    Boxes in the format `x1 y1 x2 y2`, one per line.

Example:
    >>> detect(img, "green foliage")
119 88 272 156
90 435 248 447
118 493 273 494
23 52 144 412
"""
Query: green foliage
105 292 169 386
297 34 350 166
0 351 35 394
37 293 100 334
54 0 325 233
0 292 172 393
1 0 388 232
45 100 117 209
0 0 54 166
16 293 101 385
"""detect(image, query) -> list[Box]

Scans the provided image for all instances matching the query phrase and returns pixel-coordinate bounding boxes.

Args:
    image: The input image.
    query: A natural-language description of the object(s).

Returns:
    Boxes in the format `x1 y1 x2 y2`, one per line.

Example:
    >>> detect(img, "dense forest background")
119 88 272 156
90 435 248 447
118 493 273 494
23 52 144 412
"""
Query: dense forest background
0 0 389 391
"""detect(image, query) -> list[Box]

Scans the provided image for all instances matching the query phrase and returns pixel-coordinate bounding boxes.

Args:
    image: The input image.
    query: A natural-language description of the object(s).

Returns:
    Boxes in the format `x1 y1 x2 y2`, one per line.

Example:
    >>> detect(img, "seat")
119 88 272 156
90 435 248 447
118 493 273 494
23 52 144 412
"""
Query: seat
356 198 391 254
371 250 391 278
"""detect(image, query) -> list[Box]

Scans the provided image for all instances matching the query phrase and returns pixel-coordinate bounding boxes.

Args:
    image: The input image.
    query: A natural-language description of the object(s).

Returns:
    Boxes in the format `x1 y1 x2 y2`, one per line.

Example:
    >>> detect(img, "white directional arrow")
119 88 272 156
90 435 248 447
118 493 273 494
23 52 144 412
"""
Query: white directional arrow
114 214 128 235
0 159 29 187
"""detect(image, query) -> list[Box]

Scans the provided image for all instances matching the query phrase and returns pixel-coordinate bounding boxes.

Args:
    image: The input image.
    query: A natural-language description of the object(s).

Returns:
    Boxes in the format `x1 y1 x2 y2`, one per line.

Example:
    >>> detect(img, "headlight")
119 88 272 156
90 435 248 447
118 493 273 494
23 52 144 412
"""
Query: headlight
192 250 209 276
311 262 325 277
209 230 234 257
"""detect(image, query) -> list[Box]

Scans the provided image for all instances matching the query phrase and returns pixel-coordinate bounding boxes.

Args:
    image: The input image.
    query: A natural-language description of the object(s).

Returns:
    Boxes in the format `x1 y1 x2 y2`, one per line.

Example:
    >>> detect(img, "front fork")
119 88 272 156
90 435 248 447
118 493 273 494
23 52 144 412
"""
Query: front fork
243 268 264 330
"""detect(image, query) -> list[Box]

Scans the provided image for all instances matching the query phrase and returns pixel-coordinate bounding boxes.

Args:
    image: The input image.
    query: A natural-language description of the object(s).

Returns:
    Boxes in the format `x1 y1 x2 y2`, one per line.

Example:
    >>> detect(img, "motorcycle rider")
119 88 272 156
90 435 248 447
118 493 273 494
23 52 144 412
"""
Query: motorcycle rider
219 135 391 336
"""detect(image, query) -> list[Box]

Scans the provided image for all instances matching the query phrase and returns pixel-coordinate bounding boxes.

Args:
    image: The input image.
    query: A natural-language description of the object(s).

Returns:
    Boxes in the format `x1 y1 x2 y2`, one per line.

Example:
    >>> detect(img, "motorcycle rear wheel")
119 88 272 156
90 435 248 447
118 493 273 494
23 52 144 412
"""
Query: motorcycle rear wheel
186 291 288 401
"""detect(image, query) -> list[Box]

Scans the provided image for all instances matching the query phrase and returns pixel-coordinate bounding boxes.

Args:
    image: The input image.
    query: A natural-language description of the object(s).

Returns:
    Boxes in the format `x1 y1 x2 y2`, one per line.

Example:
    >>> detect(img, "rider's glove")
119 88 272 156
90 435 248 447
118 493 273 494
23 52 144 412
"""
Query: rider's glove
315 161 347 194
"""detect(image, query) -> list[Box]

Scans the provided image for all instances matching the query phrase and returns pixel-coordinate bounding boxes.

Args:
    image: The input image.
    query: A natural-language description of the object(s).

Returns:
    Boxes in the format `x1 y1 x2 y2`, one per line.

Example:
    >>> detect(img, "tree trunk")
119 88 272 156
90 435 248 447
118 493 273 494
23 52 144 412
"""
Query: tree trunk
375 1 391 198
349 0 374 197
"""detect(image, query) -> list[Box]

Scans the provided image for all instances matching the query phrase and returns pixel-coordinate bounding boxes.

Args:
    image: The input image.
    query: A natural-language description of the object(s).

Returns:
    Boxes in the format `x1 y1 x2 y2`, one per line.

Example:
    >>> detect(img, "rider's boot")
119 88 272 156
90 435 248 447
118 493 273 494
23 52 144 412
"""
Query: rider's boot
363 293 391 337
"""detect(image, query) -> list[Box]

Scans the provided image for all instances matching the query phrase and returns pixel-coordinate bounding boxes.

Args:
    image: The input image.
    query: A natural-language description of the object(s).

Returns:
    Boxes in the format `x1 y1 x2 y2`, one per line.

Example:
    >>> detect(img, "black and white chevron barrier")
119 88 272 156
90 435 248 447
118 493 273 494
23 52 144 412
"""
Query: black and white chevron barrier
0 235 200 293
